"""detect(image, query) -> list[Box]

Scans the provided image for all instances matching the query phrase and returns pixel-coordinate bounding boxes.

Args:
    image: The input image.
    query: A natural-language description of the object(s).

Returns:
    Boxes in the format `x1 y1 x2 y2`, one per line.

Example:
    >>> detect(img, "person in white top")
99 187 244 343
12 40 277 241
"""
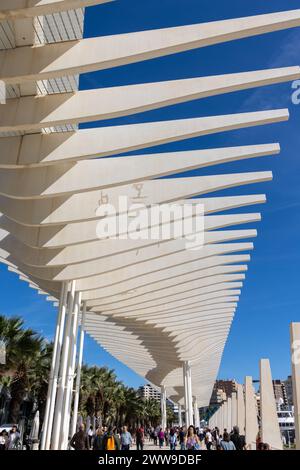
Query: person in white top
205 428 213 450
87 425 94 448
7 426 20 450
0 430 8 450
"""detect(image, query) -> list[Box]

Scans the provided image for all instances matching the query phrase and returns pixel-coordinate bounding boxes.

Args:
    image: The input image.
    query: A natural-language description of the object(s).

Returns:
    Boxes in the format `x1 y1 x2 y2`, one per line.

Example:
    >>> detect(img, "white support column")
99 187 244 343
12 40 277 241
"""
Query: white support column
51 280 76 450
245 376 258 450
193 398 200 429
231 392 237 428
70 301 87 439
260 358 283 450
65 291 82 442
40 282 69 450
214 408 219 430
183 362 189 426
223 400 228 433
220 404 225 433
178 404 182 427
217 407 222 431
186 361 193 427
212 410 216 429
227 397 232 432
291 323 300 450
59 290 82 450
237 384 245 434
161 385 167 430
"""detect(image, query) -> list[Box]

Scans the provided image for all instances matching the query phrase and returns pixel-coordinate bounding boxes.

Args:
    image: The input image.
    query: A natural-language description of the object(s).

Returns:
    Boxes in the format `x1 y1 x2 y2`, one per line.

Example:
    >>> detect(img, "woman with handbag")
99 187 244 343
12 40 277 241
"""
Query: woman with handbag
186 425 201 450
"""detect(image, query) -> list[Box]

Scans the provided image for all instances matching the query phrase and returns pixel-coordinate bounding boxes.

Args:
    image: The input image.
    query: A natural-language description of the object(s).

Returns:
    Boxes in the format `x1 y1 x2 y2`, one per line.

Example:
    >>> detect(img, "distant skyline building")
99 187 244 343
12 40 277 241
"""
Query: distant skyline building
273 379 289 406
284 376 294 406
210 379 238 405
138 383 161 401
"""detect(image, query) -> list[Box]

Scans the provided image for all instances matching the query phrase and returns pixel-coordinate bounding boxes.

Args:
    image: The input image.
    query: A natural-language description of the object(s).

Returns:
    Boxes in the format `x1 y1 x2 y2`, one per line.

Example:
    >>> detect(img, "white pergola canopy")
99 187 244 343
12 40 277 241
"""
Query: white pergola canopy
0 3 299 413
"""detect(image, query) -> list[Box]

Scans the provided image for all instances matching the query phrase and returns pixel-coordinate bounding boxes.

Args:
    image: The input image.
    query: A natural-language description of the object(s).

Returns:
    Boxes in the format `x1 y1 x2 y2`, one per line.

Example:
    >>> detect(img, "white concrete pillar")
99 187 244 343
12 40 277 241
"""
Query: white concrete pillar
40 282 68 450
237 384 245 434
245 376 258 450
161 385 167 430
66 292 82 440
51 280 76 450
219 404 224 433
178 404 182 427
186 361 193 427
183 362 193 427
193 399 200 428
218 407 222 431
70 301 87 439
223 400 228 433
231 392 237 428
227 397 232 432
59 291 82 450
214 408 219 429
260 358 283 450
290 323 300 450
216 406 222 430
183 363 189 426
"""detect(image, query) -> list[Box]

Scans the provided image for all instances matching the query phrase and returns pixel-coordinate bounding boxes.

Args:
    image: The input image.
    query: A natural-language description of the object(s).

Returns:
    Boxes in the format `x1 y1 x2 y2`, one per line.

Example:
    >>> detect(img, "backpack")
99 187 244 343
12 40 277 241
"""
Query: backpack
106 436 116 451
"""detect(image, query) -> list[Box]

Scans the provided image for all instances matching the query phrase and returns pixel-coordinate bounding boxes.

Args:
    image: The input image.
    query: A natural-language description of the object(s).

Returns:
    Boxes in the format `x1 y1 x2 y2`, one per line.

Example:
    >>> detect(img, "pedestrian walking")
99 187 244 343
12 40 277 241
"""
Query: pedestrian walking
103 426 121 451
121 425 132 450
7 426 20 450
179 426 186 450
70 424 90 450
88 425 94 448
93 428 104 450
220 432 236 450
205 428 213 450
230 426 246 450
135 426 144 451
0 430 8 450
158 428 165 448
153 428 158 446
164 428 170 446
169 428 177 450
186 425 200 450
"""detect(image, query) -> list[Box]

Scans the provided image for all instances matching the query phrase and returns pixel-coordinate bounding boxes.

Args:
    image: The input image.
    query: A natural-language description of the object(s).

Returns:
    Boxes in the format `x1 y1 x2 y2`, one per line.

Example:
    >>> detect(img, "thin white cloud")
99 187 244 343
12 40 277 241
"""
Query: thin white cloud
241 29 300 111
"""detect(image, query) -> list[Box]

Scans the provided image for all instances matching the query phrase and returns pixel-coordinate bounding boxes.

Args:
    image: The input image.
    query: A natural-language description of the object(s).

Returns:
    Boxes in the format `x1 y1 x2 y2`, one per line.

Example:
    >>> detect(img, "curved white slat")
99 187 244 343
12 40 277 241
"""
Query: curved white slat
1 10 300 80
0 228 257 268
0 1 112 19
0 111 288 167
0 193 266 227
0 144 278 199
0 72 293 133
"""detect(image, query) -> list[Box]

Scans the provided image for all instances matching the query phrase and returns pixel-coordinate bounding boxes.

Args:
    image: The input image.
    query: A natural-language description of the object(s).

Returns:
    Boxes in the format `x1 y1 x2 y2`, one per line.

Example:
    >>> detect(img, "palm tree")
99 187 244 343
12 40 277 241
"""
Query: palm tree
144 398 161 427
167 404 176 427
0 315 161 427
120 387 143 428
28 342 53 420
0 316 43 423
79 365 118 424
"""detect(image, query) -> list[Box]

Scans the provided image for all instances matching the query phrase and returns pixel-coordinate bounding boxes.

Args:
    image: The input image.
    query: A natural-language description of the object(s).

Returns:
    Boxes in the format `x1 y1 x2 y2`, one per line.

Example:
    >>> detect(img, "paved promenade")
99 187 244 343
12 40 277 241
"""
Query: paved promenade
132 439 207 451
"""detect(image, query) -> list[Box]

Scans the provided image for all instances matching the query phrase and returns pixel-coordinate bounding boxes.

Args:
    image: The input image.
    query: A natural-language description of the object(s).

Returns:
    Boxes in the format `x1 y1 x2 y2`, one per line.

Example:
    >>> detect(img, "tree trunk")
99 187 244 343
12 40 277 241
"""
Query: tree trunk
8 377 26 424
8 396 22 423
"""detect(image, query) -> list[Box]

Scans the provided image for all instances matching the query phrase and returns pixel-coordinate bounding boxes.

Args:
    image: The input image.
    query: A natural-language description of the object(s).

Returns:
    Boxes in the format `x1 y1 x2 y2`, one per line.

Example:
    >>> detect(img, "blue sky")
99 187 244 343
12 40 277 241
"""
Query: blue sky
1 0 300 388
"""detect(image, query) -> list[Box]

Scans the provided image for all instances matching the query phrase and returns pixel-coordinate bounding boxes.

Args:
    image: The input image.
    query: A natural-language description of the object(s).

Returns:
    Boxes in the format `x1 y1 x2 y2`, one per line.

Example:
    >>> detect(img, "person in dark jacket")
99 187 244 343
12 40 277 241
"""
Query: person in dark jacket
230 426 246 450
93 428 104 450
70 424 90 450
